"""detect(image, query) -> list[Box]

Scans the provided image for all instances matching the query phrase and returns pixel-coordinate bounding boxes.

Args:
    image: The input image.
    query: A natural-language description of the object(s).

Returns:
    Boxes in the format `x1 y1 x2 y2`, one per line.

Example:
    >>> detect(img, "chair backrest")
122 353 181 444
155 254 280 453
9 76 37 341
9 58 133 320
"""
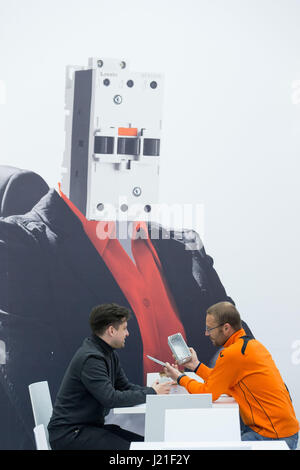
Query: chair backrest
28 381 53 444
33 424 51 450
164 407 241 442
144 393 212 441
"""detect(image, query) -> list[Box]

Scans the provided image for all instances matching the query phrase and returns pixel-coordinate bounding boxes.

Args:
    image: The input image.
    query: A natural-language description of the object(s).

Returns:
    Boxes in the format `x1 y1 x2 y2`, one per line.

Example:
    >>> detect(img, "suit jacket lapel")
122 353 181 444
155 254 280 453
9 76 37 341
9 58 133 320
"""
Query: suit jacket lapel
31 189 128 301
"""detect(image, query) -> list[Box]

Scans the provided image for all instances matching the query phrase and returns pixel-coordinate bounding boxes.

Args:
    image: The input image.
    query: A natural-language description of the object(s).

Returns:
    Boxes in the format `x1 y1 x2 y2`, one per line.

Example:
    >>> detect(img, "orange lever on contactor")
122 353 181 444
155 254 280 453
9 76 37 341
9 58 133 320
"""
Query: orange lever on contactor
118 127 138 136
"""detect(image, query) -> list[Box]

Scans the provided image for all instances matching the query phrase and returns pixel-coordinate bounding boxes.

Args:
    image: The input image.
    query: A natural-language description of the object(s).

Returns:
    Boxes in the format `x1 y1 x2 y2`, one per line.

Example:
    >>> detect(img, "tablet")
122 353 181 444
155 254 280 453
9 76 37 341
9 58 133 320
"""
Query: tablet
168 333 191 364
146 355 167 367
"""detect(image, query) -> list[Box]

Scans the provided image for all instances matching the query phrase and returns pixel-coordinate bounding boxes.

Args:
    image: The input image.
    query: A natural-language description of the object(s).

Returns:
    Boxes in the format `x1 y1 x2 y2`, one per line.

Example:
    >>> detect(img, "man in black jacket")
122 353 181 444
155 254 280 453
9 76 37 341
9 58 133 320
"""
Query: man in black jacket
48 303 171 450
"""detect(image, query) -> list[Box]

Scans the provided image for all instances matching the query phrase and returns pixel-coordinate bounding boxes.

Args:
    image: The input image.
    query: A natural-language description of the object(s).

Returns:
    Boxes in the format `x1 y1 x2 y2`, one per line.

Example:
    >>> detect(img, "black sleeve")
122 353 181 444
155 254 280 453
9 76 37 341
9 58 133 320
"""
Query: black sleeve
80 356 156 408
114 362 155 393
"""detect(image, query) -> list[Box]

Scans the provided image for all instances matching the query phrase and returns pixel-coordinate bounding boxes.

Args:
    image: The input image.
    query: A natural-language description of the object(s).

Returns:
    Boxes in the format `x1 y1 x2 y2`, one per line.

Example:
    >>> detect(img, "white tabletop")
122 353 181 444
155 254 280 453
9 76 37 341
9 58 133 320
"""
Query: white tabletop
113 393 237 414
114 403 146 414
130 440 289 450
113 371 237 414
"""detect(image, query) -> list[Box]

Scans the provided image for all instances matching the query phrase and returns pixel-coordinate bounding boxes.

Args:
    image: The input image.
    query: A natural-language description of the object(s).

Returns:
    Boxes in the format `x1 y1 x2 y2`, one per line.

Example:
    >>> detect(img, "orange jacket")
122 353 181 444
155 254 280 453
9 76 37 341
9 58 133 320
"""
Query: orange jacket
179 328 299 439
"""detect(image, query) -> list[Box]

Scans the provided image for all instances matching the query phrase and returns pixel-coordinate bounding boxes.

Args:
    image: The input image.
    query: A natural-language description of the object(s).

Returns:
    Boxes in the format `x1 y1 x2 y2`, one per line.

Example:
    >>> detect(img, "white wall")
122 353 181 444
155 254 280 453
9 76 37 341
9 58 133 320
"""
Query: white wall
1 0 300 424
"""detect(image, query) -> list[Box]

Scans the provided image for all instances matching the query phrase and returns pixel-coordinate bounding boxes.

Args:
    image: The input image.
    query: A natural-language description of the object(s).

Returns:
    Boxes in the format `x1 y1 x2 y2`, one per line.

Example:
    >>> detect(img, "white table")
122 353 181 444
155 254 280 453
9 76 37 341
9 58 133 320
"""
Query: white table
130 440 289 450
112 372 289 450
110 372 237 438
113 371 237 414
113 393 238 414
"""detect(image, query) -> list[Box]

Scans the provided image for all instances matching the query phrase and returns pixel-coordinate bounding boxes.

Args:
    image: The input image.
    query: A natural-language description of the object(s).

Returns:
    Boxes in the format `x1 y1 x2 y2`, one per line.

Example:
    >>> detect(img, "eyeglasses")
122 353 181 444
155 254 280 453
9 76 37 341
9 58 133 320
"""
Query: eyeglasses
205 323 225 334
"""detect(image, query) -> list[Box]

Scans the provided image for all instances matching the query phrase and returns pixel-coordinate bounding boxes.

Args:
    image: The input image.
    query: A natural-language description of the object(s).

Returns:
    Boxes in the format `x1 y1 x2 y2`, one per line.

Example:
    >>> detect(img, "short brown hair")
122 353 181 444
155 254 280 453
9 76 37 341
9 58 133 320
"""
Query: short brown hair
206 302 242 332
89 303 131 335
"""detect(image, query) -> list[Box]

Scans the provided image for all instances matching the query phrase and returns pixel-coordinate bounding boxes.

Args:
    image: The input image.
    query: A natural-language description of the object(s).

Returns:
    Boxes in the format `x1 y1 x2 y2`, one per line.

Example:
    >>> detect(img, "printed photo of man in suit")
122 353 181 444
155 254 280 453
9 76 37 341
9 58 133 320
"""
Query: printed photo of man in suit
0 58 252 449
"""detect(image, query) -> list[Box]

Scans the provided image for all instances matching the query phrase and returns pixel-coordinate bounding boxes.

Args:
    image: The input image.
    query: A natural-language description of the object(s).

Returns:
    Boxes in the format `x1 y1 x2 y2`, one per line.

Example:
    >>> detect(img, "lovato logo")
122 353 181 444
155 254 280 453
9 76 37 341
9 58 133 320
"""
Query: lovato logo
291 340 300 365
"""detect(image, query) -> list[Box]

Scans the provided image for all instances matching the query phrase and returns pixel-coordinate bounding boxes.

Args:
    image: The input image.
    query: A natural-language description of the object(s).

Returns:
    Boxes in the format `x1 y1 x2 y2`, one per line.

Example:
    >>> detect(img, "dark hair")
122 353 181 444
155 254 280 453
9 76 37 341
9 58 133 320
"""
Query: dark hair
206 301 242 332
89 303 131 335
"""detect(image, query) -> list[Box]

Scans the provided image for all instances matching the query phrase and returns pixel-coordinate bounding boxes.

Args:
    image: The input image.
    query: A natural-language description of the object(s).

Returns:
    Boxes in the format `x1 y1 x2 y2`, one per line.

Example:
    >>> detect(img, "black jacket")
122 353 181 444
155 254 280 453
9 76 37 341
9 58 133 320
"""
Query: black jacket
0 188 252 449
48 334 155 442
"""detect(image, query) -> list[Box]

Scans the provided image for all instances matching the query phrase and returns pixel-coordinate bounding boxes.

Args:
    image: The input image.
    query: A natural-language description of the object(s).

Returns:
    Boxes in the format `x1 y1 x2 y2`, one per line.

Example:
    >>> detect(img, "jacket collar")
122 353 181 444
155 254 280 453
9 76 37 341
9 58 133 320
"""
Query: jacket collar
29 188 84 238
23 189 144 309
59 186 156 259
223 328 246 348
91 334 114 354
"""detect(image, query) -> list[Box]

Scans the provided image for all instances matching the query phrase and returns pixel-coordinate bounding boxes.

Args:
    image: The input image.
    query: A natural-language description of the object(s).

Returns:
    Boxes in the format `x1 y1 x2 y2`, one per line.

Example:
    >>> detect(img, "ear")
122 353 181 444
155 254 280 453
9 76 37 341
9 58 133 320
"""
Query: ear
106 325 116 337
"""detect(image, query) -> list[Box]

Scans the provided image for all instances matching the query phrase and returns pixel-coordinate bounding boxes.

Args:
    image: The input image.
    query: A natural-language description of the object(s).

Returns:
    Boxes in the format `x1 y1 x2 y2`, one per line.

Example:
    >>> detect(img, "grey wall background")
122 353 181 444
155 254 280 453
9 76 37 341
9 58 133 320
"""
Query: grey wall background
1 0 300 425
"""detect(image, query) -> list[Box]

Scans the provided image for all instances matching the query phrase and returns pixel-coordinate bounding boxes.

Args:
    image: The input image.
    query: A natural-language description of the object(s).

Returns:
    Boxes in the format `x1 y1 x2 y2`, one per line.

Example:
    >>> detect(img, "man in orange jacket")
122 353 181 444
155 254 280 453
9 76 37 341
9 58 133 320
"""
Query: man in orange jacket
164 301 299 450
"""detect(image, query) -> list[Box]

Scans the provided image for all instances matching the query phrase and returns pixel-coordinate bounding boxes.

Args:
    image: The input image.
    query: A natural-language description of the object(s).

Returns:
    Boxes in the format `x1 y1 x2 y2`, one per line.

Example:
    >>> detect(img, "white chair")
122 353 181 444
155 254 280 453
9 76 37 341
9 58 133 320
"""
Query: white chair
144 393 212 441
164 407 241 442
33 424 51 450
28 381 53 450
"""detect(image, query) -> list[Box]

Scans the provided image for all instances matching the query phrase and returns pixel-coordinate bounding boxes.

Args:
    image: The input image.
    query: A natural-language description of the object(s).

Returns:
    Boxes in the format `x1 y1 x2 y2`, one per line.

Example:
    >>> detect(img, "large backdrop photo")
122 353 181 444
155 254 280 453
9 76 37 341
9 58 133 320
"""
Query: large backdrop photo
0 0 299 450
